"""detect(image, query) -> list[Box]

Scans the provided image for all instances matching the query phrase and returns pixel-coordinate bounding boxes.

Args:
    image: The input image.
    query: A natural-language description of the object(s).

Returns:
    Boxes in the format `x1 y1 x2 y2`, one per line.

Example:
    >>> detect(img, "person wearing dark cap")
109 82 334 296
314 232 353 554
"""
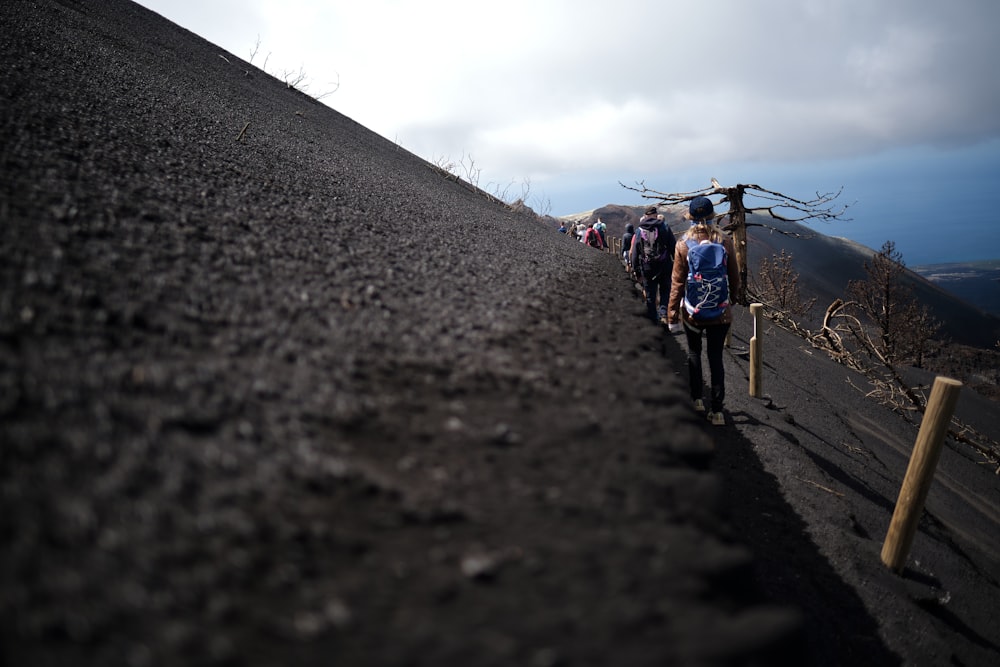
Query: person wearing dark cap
666 196 740 426
629 205 675 324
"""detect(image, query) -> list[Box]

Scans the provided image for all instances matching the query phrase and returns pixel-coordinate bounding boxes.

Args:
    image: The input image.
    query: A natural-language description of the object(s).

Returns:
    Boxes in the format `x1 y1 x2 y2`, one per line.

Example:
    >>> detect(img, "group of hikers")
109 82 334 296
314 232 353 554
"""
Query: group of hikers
565 197 741 426
560 219 608 249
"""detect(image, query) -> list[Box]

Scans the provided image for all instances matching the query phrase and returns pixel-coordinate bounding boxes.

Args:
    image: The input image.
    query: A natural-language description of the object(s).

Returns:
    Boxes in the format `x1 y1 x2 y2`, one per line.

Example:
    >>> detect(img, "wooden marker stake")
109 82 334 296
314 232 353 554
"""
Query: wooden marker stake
880 377 963 572
749 303 763 397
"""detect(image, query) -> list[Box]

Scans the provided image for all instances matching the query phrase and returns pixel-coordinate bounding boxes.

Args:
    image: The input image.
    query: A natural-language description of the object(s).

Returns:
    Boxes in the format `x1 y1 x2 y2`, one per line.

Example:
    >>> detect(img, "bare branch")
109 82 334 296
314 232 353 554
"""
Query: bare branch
621 179 852 223
618 180 718 206
281 66 309 89
249 35 261 64
460 152 481 188
742 184 853 223
743 220 816 238
748 250 816 318
531 193 552 217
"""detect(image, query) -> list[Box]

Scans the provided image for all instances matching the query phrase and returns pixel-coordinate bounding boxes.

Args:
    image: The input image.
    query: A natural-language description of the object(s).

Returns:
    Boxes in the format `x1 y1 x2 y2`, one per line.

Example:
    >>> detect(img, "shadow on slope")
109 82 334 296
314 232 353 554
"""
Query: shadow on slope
659 335 901 666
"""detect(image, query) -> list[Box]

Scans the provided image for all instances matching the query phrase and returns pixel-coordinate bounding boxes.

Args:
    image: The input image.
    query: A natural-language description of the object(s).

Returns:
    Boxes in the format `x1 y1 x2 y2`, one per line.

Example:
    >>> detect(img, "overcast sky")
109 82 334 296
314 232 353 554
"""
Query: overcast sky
133 0 1000 264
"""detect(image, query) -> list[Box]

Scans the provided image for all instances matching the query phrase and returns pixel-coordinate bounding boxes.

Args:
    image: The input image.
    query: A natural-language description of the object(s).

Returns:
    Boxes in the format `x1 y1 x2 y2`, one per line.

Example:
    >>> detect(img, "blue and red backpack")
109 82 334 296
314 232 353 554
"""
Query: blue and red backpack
683 238 730 320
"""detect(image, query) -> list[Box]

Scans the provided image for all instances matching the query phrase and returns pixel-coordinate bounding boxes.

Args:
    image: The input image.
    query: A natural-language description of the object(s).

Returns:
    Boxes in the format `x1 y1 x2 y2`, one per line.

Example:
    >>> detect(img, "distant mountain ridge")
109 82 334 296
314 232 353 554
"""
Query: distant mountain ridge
911 260 1000 318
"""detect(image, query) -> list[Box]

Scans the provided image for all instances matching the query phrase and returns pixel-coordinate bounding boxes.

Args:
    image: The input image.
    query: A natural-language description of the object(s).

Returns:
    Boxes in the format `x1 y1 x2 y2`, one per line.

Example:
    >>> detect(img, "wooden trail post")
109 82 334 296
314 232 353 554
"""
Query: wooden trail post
880 376 963 573
749 303 763 397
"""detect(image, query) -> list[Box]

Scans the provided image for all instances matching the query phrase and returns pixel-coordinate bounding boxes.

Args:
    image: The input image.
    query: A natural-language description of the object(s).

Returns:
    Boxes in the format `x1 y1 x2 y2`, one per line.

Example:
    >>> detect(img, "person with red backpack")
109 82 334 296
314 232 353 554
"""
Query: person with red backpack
629 205 675 324
583 222 604 249
666 196 741 426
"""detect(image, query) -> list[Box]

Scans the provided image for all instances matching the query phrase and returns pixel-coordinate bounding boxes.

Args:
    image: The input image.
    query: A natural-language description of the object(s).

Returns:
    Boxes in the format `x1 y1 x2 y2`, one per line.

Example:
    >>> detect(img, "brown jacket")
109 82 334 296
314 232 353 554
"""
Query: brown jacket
667 230 741 327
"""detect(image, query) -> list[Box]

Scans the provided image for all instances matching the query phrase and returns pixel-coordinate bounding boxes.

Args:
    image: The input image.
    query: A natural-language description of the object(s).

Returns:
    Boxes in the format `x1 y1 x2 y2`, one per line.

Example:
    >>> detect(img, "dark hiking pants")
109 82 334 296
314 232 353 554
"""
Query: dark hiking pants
684 321 730 412
641 264 670 322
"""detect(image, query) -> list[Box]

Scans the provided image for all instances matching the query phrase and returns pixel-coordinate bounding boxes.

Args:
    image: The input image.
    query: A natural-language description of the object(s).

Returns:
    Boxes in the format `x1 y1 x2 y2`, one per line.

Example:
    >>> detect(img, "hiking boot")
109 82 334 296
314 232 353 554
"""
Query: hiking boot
708 411 725 426
693 399 705 413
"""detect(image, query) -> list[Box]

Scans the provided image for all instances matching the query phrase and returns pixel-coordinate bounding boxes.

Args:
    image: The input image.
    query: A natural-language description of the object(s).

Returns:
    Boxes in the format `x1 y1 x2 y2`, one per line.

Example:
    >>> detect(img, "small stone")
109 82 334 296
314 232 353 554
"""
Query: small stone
490 423 522 446
293 611 325 639
324 599 352 628
461 552 500 580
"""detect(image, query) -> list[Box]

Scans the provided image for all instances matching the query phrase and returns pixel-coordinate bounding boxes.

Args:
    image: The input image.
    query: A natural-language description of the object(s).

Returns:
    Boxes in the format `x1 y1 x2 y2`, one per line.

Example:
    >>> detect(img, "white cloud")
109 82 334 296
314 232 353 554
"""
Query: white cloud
134 0 1000 224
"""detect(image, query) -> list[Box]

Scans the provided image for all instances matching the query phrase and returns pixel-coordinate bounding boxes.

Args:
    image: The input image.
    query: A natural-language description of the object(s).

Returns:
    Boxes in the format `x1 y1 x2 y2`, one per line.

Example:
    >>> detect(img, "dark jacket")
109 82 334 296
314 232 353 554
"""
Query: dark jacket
621 224 634 259
629 215 675 277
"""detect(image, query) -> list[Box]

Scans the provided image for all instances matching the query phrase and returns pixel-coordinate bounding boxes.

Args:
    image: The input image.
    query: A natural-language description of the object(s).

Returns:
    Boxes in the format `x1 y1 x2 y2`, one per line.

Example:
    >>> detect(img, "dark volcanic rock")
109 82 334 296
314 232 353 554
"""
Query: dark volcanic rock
2 2 998 667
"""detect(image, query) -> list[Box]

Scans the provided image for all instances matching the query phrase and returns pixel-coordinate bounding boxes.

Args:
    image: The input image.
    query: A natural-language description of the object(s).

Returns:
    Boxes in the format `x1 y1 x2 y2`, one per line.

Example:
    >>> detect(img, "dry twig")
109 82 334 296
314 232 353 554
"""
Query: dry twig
795 477 845 497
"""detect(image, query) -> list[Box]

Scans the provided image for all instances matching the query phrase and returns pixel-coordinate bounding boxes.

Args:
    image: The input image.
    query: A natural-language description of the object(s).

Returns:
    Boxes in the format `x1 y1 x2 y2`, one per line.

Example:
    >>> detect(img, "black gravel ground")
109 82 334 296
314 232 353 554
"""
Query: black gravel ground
2 2 998 666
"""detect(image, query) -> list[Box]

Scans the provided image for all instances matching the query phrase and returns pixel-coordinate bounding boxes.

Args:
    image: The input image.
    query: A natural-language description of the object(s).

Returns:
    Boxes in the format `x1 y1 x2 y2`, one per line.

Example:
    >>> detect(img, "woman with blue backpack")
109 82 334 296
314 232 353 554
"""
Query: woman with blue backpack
666 196 741 426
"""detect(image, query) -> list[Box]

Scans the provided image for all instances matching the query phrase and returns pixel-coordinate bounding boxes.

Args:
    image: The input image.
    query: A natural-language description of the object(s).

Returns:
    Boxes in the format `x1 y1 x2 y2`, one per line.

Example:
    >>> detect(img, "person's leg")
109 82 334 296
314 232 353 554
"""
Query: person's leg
684 322 704 402
706 324 731 412
643 275 657 321
655 270 670 321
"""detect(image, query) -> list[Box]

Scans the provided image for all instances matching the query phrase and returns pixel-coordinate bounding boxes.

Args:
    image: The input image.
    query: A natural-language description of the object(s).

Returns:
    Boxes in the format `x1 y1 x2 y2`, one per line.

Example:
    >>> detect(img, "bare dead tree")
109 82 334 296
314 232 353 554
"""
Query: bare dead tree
749 250 816 324
431 153 483 189
487 176 532 208
460 153 481 189
745 245 997 468
846 241 941 370
750 294 1000 468
805 242 940 413
246 38 339 100
620 179 851 305
429 154 536 214
531 193 552 217
280 66 309 89
824 298 929 412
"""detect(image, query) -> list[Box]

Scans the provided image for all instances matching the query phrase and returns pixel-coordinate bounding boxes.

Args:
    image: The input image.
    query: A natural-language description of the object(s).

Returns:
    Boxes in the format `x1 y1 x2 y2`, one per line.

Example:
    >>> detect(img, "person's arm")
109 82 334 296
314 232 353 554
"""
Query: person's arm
667 241 687 323
661 222 676 263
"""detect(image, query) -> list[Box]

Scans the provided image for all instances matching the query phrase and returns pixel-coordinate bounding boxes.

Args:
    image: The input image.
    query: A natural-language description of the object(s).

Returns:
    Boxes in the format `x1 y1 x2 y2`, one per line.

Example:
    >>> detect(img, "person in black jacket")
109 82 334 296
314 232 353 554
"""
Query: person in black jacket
629 206 675 323
621 223 635 272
